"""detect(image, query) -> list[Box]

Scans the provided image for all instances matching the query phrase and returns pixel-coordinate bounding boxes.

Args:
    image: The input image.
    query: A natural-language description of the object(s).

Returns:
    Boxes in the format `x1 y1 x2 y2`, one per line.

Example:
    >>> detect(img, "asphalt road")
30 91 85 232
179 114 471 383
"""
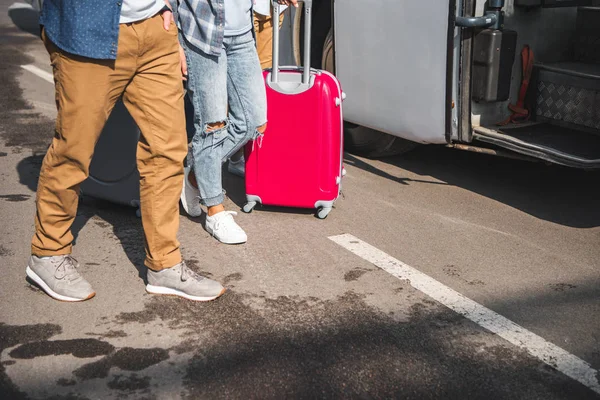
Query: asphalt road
1 2 599 399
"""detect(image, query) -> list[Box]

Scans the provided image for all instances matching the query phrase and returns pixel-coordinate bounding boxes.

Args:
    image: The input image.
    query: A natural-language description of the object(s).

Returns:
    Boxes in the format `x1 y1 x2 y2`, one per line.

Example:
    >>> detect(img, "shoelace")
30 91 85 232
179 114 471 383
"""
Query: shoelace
179 261 204 282
53 256 81 282
212 211 242 234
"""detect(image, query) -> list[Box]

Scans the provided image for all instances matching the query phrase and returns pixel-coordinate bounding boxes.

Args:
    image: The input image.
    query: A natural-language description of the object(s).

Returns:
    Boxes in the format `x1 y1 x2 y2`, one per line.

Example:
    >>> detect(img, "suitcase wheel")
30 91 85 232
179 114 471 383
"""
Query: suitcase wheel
131 200 141 218
317 207 332 219
243 201 257 213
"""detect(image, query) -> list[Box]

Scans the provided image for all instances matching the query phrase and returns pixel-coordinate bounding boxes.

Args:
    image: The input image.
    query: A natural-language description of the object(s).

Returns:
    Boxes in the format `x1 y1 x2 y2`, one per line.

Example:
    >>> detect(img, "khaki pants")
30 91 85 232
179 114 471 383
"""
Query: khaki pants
254 11 285 69
32 14 187 271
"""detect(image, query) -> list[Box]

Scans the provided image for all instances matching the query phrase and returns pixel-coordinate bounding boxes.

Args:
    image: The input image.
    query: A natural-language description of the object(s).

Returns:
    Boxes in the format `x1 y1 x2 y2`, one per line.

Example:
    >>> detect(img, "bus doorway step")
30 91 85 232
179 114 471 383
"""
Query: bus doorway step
472 123 600 169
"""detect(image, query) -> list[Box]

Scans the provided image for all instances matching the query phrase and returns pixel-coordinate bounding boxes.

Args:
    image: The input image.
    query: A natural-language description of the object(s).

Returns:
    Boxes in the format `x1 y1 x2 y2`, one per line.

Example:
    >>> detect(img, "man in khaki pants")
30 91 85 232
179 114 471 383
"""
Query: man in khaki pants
27 0 225 302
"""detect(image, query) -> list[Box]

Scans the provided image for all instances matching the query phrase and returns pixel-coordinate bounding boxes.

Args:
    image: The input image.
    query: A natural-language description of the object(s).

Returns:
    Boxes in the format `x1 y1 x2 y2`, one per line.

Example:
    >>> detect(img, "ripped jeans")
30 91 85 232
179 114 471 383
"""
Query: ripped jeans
181 30 267 206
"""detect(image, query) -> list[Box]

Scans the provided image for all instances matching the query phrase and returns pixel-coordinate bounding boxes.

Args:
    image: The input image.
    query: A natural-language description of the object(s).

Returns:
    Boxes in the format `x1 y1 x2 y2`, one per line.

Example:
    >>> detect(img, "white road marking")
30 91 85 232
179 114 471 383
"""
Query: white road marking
21 64 53 84
329 233 600 395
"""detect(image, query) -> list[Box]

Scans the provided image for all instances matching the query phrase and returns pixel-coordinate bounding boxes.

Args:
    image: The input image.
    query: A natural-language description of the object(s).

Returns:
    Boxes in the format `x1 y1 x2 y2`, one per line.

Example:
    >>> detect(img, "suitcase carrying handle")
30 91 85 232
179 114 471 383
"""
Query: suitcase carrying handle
271 1 313 88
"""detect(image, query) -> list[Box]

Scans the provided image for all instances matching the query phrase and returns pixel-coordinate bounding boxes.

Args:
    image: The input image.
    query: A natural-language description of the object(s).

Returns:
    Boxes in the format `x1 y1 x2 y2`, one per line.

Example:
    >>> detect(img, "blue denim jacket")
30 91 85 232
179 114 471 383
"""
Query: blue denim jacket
40 0 123 60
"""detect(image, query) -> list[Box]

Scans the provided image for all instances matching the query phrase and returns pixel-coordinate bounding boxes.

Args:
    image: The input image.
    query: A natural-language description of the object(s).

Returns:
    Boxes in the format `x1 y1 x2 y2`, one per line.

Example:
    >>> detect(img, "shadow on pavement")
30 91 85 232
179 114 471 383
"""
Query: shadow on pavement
345 153 449 187
2 289 599 399
70 197 148 282
16 156 148 282
223 170 317 217
348 145 600 228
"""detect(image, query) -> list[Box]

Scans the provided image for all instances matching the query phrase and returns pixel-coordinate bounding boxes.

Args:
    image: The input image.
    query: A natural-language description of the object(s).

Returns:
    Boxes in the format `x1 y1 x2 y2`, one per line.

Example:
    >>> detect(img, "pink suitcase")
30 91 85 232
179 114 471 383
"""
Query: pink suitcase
243 1 345 219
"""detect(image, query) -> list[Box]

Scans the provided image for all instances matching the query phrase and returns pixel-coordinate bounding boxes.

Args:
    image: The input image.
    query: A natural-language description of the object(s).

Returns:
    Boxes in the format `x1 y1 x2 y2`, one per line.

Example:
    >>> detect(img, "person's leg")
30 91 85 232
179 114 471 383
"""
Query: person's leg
123 15 225 301
121 16 186 271
180 34 257 244
227 10 283 177
226 12 270 174
28 29 134 302
180 35 229 212
224 31 268 159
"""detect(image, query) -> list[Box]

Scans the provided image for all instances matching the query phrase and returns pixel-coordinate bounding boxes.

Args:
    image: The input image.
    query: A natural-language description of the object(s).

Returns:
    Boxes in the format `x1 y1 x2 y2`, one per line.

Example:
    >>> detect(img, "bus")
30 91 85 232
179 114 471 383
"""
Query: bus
287 0 600 168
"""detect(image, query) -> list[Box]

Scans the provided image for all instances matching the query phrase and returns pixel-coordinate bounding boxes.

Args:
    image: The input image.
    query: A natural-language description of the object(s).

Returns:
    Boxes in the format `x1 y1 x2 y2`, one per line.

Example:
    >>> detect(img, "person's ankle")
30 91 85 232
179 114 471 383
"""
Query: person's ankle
207 204 225 217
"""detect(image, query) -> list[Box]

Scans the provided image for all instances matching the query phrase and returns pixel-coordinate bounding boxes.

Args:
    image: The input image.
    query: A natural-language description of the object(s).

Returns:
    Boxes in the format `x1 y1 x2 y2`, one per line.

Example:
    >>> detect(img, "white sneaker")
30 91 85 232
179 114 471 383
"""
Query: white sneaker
228 157 245 178
180 166 203 217
205 211 247 244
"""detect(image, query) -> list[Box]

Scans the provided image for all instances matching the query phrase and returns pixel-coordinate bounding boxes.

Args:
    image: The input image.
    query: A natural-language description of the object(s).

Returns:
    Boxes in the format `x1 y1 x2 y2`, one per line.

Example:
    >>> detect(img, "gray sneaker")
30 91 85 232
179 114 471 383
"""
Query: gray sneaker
26 255 96 302
228 157 245 178
146 261 225 301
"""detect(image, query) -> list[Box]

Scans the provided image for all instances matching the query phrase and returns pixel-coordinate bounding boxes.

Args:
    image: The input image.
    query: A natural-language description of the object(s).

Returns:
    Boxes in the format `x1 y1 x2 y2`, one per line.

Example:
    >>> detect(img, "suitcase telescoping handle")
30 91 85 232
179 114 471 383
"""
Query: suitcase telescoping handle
271 0 313 86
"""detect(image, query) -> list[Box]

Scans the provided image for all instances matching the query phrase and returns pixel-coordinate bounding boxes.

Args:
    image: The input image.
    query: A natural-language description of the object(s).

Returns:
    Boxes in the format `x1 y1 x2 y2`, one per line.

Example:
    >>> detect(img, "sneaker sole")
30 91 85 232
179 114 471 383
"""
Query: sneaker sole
206 227 247 245
146 284 226 301
26 266 95 302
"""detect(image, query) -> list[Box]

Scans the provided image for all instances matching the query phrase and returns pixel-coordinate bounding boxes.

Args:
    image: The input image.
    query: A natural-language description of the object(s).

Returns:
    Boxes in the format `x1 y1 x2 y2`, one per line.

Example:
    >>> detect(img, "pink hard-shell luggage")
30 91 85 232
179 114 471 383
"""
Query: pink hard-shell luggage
243 1 345 219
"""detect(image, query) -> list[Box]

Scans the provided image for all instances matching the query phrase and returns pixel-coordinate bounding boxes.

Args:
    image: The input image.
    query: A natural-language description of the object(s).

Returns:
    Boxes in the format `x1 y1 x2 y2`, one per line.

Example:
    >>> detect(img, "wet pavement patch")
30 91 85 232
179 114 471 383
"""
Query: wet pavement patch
85 330 128 339
45 394 91 400
0 25 54 154
94 221 109 229
56 378 76 387
9 339 114 359
443 264 461 277
72 357 112 381
111 348 169 371
73 347 169 380
107 374 151 391
186 258 213 278
343 267 370 281
549 283 577 292
0 194 30 202
0 323 62 399
0 245 13 257
116 310 156 325
109 292 599 399
223 272 243 284
0 323 62 353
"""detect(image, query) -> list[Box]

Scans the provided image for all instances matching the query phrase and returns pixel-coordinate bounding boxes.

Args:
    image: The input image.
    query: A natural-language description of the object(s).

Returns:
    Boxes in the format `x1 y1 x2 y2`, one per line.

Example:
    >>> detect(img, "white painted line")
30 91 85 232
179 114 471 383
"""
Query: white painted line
21 64 54 84
329 233 600 395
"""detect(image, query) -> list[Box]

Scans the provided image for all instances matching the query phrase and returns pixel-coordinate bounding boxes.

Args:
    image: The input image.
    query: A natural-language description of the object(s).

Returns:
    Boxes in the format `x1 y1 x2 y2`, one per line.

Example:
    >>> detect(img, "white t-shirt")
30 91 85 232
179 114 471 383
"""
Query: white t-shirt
254 0 287 17
120 0 166 24
224 0 253 36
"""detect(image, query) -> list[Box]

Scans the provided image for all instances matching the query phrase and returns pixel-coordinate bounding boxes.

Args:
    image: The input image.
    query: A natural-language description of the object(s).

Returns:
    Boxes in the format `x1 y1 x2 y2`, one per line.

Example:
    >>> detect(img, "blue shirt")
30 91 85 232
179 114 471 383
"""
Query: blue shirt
40 0 123 60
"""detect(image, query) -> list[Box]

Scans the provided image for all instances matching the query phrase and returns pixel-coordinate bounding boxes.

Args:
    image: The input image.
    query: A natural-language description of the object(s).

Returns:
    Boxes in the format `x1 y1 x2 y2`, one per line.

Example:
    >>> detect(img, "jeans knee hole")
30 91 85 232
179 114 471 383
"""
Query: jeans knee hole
256 123 267 134
205 121 227 133
200 121 228 146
